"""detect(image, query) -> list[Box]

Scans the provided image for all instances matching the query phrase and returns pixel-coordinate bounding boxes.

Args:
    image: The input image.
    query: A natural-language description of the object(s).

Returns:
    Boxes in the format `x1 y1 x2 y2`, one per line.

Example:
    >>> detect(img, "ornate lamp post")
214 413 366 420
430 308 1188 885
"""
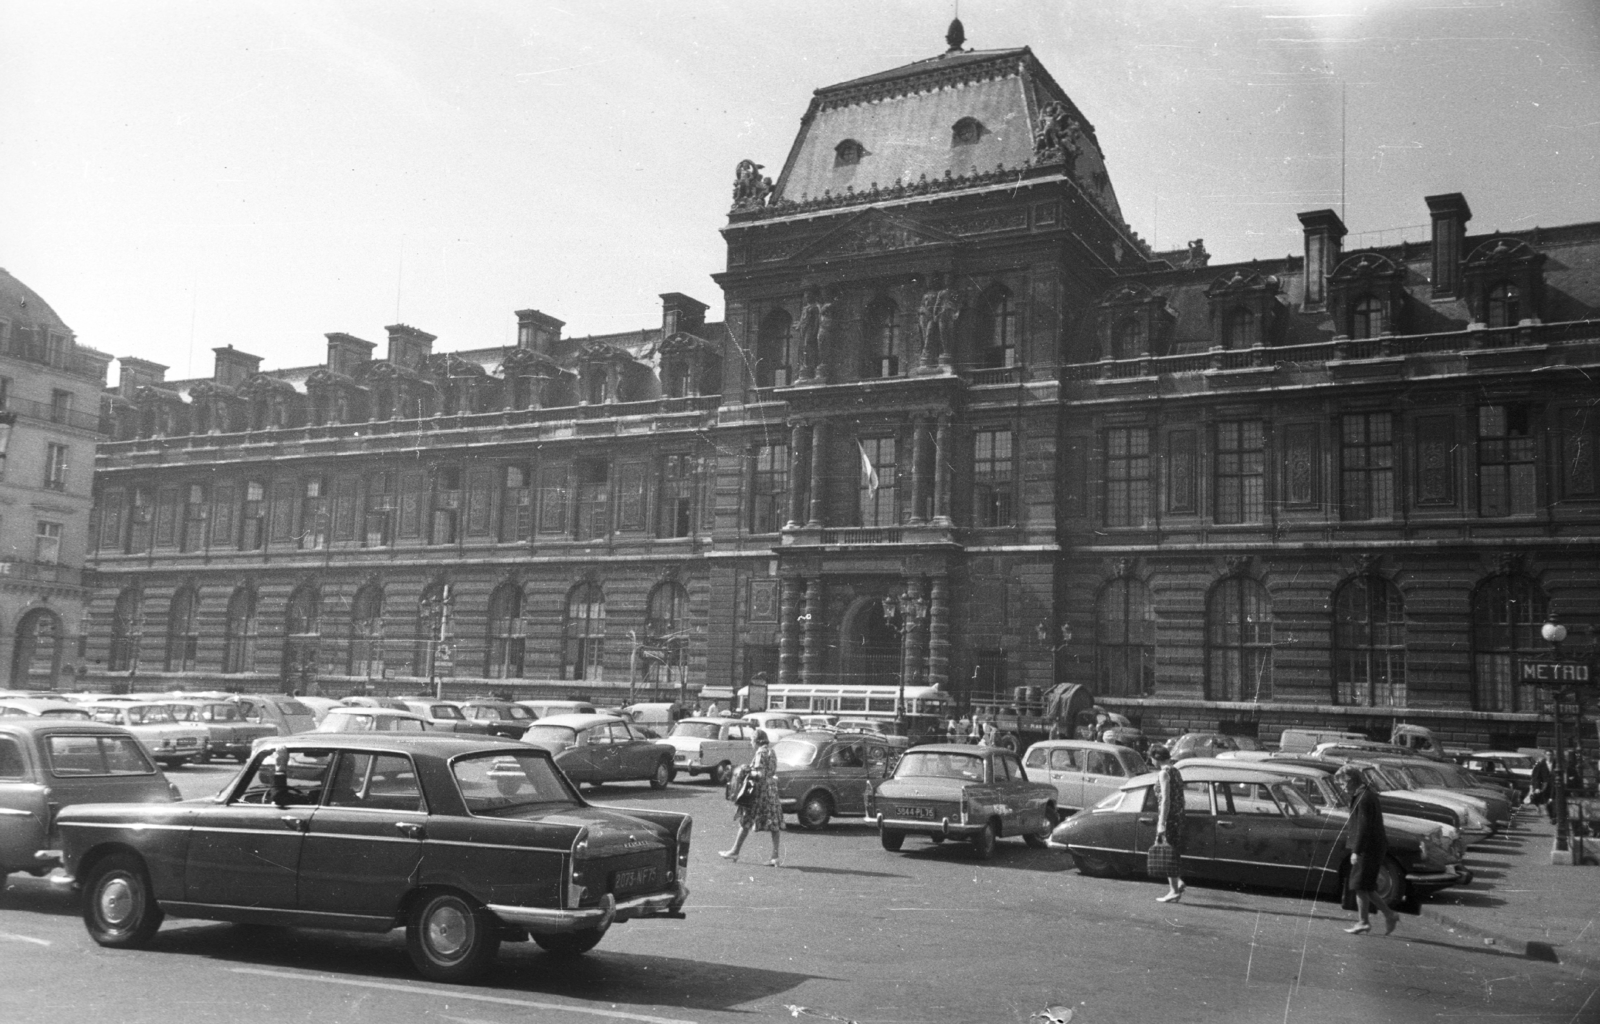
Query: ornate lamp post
882 588 930 730
1542 613 1571 840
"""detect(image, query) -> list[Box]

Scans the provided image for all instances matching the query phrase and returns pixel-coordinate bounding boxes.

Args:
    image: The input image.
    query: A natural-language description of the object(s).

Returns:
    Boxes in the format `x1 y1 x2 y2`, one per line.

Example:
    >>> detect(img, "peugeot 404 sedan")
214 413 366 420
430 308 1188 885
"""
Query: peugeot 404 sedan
869 743 1057 858
58 734 691 982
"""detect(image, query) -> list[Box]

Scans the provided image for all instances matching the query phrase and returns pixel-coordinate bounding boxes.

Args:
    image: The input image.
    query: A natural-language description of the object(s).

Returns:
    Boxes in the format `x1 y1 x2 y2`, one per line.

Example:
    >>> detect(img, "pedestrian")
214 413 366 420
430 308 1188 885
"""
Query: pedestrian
718 729 783 867
967 715 982 745
1336 764 1398 935
1149 744 1186 903
981 718 998 747
1529 750 1555 821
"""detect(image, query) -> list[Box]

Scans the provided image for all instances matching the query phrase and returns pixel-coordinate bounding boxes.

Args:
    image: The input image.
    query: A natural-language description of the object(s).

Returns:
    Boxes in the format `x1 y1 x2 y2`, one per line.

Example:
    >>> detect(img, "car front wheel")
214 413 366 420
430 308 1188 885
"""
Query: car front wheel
1072 850 1120 878
710 762 733 786
971 822 997 860
649 760 672 790
534 928 605 956
880 829 905 852
407 891 501 983
83 853 164 949
798 793 833 829
1373 856 1410 910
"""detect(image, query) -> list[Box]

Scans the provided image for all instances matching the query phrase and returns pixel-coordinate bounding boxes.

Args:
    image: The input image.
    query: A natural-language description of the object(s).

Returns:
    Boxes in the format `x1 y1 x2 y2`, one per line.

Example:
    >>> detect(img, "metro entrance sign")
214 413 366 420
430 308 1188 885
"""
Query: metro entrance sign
1517 659 1593 686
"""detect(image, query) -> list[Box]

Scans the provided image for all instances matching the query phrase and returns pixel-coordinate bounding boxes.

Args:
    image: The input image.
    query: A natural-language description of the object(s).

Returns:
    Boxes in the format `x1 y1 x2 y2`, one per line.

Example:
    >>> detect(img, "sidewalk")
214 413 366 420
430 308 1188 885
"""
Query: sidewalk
1415 806 1600 974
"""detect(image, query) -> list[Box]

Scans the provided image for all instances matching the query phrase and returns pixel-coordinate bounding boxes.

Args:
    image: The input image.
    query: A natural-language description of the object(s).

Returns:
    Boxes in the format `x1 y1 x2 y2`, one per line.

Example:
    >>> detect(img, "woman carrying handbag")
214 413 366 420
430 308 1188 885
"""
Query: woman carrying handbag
719 730 783 867
1149 744 1186 903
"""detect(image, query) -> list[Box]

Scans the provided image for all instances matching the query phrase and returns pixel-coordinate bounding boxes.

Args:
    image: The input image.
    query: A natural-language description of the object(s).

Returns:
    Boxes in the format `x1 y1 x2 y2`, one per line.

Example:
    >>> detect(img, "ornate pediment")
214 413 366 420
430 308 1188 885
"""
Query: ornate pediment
786 209 957 265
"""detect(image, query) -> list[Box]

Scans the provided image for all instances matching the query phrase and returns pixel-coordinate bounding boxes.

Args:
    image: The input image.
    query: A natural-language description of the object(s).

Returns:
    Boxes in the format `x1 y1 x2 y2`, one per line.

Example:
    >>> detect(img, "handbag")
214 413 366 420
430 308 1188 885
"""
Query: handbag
1146 836 1178 877
734 772 758 807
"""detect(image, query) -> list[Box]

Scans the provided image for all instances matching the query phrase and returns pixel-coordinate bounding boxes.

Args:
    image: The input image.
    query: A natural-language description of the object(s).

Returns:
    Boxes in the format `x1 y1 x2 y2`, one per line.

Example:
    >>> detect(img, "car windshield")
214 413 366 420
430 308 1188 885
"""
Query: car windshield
40 707 91 720
1499 755 1534 770
774 738 819 768
894 751 984 781
1365 766 1406 792
1273 782 1317 817
167 705 198 721
206 704 239 721
272 701 315 717
522 724 577 746
316 713 374 732
505 706 534 720
670 722 722 740
127 705 177 725
453 753 579 815
429 705 466 720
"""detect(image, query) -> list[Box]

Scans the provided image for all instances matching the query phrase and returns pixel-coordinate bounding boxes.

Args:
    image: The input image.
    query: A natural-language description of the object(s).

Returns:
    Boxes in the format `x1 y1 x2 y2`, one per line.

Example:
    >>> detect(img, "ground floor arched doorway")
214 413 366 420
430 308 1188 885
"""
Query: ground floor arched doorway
12 607 63 688
839 596 900 687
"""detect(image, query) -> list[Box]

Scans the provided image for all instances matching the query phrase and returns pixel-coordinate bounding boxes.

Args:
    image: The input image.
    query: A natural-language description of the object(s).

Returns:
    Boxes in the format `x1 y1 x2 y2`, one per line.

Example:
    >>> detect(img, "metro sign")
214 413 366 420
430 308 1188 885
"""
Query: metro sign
1517 659 1594 685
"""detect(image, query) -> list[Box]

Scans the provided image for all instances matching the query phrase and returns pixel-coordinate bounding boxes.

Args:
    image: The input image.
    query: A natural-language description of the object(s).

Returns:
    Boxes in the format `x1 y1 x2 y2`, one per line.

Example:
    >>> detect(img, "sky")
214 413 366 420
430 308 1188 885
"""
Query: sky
3 0 1597 384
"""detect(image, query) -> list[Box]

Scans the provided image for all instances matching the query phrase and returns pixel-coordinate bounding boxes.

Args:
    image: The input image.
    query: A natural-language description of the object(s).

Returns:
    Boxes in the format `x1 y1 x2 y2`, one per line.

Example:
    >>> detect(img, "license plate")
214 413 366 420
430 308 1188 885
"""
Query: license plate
895 805 934 820
613 866 659 892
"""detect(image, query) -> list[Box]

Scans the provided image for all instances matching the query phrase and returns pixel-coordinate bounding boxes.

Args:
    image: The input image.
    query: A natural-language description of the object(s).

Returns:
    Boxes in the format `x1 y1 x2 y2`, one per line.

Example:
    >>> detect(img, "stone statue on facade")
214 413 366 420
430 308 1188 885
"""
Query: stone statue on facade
917 273 963 370
1033 101 1083 172
732 159 773 209
795 287 822 381
1185 238 1211 268
813 285 838 383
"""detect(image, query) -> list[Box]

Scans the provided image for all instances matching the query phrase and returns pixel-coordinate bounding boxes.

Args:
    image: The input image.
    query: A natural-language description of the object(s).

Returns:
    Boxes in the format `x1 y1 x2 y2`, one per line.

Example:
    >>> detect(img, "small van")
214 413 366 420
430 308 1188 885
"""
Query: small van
1022 739 1149 814
1278 728 1367 754
621 702 686 737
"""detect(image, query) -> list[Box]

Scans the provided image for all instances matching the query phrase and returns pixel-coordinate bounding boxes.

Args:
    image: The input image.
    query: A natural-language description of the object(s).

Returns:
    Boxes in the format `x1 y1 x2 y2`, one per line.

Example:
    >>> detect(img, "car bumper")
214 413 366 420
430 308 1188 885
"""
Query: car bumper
1407 864 1473 893
875 813 982 837
487 884 689 934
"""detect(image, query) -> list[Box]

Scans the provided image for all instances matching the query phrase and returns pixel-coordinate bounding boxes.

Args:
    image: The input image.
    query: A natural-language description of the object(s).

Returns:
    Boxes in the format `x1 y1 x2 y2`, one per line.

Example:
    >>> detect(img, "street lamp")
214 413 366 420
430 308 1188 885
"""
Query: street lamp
1542 613 1571 840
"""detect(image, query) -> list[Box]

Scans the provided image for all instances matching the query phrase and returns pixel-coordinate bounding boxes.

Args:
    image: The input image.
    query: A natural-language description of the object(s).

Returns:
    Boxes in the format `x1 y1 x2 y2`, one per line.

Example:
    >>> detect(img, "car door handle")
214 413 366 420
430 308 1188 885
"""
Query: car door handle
1137 816 1155 824
279 816 307 832
394 822 426 840
1216 820 1236 829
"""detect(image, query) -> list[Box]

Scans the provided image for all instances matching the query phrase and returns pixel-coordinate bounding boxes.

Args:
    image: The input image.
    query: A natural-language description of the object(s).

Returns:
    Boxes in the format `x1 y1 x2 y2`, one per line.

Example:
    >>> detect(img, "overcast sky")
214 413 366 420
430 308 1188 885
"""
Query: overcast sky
3 0 1597 383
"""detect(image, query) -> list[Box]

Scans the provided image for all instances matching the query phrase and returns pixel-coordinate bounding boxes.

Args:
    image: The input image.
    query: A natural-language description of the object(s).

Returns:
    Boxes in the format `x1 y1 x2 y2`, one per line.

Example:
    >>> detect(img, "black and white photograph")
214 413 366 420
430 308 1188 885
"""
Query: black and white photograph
2 2 1598 1021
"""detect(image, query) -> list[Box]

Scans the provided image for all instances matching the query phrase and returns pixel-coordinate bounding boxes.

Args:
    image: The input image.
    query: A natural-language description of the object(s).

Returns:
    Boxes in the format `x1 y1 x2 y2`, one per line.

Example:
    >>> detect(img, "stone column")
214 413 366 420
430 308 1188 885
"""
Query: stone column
799 577 822 686
786 422 809 529
932 415 953 525
777 576 802 686
807 420 828 528
910 414 931 525
900 577 927 691
927 574 951 694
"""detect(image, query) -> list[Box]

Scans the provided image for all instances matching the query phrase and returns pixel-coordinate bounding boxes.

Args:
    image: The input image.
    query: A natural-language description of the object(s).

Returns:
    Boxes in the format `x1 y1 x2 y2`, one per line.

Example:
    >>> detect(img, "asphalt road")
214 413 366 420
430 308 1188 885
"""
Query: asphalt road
1 763 1595 1024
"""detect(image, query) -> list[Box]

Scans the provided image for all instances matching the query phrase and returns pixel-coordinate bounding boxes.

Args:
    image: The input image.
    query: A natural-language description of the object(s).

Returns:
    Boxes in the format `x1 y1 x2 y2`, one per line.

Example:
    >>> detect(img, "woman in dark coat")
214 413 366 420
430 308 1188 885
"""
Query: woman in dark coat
1338 765 1398 935
1150 744 1186 903
718 730 783 867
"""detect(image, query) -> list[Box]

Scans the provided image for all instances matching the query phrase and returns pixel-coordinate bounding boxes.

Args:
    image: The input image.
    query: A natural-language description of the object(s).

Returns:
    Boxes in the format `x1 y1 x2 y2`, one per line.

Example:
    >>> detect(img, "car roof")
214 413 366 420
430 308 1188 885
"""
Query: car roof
676 716 735 725
0 698 87 711
1179 756 1330 780
275 733 538 756
1469 750 1530 759
325 706 427 719
1121 764 1295 789
902 743 994 755
531 713 623 727
458 699 520 708
0 719 141 736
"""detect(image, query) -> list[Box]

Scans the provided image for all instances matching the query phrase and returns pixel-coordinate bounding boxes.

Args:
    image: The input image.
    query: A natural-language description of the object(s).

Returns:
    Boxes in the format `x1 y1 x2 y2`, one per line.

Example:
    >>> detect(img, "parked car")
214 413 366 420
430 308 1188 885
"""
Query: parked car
293 696 344 723
312 707 431 735
1463 750 1537 798
58 734 691 982
1 720 180 883
1248 754 1479 839
398 700 496 736
1278 728 1368 754
83 702 210 768
1047 763 1471 908
662 717 756 784
456 700 537 739
833 718 912 750
1366 756 1515 828
799 714 839 731
869 744 1057 858
341 696 414 711
521 714 675 789
1021 739 1148 815
1319 758 1497 843
621 702 687 738
741 711 803 740
161 699 278 763
773 730 896 828
0 698 92 720
233 695 319 736
519 700 597 719
1168 732 1262 762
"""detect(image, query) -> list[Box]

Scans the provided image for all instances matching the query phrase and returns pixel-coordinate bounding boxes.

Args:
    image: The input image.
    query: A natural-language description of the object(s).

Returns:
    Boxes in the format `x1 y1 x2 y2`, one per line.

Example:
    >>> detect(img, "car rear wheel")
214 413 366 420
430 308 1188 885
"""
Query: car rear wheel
1072 851 1120 878
711 762 733 787
406 890 501 983
534 928 605 956
83 853 164 949
649 760 672 790
798 793 833 829
971 822 997 860
928 834 944 844
880 829 905 852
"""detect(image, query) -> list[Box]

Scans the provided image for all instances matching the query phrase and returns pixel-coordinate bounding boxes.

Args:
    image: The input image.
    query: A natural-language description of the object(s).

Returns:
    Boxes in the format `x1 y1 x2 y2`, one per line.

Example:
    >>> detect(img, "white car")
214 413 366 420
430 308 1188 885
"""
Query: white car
741 712 802 741
663 717 756 784
1021 739 1149 814
83 701 210 768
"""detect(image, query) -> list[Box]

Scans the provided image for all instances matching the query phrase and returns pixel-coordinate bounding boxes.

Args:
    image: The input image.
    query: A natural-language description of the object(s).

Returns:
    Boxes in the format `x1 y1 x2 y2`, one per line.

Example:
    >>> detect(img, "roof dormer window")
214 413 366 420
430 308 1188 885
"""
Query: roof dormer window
952 117 985 146
834 139 865 167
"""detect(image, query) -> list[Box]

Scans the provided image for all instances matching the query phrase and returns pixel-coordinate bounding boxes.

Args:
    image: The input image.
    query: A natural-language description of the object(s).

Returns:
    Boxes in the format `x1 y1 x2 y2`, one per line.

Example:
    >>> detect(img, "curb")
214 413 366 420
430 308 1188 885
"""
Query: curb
1416 903 1600 975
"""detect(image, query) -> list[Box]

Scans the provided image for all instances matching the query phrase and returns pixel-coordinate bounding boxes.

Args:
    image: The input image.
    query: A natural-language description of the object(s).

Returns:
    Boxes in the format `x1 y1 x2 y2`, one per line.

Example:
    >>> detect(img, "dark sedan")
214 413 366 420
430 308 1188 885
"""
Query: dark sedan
773 730 897 828
458 699 537 739
521 714 676 790
58 734 691 982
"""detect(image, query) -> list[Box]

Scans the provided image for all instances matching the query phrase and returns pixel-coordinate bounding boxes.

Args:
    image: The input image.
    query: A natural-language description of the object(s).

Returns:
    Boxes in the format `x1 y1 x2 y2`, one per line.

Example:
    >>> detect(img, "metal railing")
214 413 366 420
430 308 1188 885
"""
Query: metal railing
1 396 106 433
0 560 87 586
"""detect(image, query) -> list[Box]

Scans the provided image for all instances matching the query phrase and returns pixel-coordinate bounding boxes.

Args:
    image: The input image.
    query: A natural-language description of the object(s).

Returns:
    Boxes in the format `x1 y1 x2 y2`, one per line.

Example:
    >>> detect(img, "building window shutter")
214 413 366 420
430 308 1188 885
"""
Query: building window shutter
538 462 569 535
154 487 180 547
466 467 493 536
618 462 648 531
1416 415 1456 506
398 472 425 538
269 479 297 543
100 489 125 551
332 477 358 540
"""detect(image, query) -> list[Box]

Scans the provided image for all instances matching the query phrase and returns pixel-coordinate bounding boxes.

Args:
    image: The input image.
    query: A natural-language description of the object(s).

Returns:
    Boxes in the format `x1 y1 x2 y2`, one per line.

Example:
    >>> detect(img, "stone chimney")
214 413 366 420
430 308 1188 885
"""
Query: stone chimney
514 309 565 352
660 293 709 337
384 324 436 371
1297 209 1347 312
1425 193 1472 298
212 345 261 388
117 356 168 398
325 332 376 376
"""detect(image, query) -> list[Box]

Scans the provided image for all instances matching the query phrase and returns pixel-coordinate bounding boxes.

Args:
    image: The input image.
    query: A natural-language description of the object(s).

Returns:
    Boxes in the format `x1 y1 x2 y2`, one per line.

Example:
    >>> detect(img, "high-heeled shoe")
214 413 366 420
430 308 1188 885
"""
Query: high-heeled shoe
1383 912 1398 935
1157 890 1182 903
767 858 781 867
1344 922 1371 935
718 850 739 862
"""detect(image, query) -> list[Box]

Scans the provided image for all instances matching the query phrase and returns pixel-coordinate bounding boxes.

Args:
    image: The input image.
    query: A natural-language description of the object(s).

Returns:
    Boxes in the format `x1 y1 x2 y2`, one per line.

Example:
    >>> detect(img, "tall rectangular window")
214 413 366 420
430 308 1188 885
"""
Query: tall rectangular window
1558 407 1599 498
364 472 394 547
154 486 179 547
1103 427 1149 526
50 390 72 423
43 443 68 491
859 436 897 527
181 483 208 552
34 521 61 564
0 376 10 408
211 481 235 548
431 468 461 544
241 481 266 550
574 459 610 540
1341 412 1394 520
1214 420 1265 524
973 429 1014 527
749 443 788 534
1478 405 1536 517
656 454 695 538
300 478 328 549
499 465 531 542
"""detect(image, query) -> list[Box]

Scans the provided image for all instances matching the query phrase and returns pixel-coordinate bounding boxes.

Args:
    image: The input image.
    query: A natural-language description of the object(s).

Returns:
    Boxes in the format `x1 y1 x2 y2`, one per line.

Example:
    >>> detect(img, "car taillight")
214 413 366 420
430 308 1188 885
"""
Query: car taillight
567 826 591 908
168 782 182 801
676 817 692 883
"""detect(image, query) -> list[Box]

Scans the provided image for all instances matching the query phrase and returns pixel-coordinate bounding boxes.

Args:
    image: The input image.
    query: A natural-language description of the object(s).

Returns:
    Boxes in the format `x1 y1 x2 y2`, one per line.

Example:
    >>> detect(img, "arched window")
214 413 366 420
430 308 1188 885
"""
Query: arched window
1333 576 1405 706
165 588 200 673
864 297 900 378
222 587 256 674
976 287 1016 369
1096 578 1155 697
834 139 865 167
1206 576 1272 701
109 587 142 672
414 583 452 678
1351 295 1385 340
645 582 689 690
282 586 321 690
563 583 606 681
486 582 525 679
349 584 384 678
951 117 985 146
1470 573 1546 711
756 309 794 388
1221 307 1254 348
1487 281 1521 328
13 608 62 687
1112 318 1144 361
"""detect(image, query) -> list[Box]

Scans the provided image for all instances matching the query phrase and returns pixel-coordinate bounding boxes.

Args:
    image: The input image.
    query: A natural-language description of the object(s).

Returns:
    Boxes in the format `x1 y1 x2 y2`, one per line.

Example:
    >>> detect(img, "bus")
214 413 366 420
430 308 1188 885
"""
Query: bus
746 684 952 745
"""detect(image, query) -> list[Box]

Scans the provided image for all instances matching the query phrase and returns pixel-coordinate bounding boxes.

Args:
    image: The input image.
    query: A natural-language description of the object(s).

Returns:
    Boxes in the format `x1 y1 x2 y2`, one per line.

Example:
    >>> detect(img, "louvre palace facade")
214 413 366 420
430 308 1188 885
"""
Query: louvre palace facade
83 38 1599 750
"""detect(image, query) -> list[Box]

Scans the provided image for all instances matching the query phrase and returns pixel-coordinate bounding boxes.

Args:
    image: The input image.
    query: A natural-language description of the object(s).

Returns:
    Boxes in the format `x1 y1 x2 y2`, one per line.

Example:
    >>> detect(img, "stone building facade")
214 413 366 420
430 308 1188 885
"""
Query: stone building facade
82 38 1599 750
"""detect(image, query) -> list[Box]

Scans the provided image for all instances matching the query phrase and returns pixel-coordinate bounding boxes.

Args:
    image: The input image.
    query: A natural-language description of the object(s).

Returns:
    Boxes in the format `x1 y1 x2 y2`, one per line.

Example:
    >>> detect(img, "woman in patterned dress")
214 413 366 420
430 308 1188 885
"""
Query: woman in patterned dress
1151 744 1186 903
718 730 783 866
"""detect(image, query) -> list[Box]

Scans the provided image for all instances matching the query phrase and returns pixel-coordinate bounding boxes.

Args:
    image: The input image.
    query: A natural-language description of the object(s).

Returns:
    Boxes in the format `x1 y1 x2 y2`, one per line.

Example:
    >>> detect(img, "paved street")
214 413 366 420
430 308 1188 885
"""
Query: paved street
1 763 1595 1024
